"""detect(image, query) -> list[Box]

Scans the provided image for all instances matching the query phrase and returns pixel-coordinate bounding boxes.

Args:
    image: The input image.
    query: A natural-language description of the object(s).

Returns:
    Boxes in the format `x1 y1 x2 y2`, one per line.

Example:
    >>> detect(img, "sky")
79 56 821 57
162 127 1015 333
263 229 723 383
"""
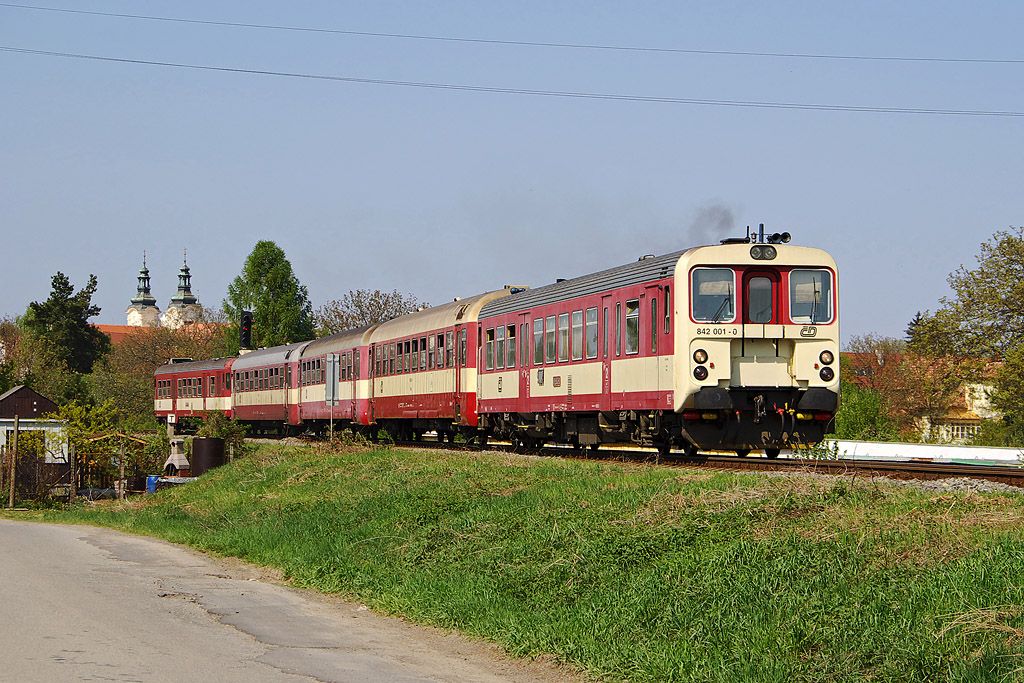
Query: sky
2 1 1022 342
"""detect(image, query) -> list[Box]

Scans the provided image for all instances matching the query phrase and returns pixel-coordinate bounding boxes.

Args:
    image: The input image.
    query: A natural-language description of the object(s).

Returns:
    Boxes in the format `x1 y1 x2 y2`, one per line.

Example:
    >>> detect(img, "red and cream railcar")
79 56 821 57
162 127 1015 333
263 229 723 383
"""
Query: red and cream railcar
297 326 377 430
230 342 309 431
477 238 839 456
366 289 517 440
154 357 235 427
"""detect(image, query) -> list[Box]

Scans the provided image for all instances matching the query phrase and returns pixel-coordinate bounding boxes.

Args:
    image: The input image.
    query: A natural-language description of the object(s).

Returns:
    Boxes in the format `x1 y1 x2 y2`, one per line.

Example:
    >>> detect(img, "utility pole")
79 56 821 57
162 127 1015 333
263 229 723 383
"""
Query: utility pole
8 415 19 508
68 442 77 503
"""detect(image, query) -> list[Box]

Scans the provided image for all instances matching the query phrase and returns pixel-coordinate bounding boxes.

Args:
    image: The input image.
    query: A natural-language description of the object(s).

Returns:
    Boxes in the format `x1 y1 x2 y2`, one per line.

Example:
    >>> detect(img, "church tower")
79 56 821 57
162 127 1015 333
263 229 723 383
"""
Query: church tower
161 251 203 329
125 253 161 327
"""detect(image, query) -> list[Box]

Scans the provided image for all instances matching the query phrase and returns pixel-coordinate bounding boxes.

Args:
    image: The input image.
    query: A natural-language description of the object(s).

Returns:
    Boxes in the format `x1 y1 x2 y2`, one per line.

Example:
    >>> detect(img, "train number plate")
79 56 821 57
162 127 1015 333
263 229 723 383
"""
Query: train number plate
695 327 738 336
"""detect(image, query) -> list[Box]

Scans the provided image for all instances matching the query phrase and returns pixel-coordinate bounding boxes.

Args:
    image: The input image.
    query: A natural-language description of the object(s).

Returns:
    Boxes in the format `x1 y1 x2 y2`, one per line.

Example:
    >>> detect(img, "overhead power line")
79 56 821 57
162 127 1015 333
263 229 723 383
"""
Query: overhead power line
1 1 1022 65
2 45 1022 118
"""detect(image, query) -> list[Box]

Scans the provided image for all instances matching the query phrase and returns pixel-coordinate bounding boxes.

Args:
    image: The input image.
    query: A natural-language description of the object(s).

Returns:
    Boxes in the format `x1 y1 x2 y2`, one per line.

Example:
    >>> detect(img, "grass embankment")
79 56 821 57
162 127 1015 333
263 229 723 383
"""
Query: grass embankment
36 444 1024 682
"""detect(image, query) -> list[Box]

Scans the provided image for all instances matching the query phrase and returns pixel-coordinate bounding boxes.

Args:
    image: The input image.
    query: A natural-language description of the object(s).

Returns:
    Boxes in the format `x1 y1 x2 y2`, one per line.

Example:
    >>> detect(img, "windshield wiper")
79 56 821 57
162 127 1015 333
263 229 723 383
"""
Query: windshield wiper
711 284 733 323
810 281 820 323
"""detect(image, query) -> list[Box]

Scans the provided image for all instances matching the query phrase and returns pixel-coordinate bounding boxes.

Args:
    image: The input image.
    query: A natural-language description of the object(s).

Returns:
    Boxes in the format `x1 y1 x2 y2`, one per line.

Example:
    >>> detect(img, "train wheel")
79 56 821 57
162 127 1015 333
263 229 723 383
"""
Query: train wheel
735 449 751 457
682 441 699 457
765 448 781 459
656 442 671 458
589 443 600 453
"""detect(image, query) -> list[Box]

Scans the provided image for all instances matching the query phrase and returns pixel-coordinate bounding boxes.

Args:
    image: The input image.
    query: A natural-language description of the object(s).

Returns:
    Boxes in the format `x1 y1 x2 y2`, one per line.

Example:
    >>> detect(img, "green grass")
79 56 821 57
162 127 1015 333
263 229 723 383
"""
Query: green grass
29 444 1024 682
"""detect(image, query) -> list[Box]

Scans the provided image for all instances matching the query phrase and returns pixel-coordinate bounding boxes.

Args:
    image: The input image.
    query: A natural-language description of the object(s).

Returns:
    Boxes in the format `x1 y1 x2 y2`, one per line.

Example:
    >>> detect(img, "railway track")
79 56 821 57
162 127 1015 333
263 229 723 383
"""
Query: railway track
253 434 1024 489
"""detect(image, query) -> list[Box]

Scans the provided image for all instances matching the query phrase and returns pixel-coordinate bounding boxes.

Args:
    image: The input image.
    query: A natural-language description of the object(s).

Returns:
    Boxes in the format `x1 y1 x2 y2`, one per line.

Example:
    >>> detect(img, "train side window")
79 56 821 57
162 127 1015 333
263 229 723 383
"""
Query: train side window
412 339 419 373
209 376 216 397
545 315 556 363
428 336 435 369
586 307 598 359
625 299 640 355
485 329 495 371
533 319 543 365
390 344 396 375
354 352 360 379
557 313 569 362
692 268 736 323
446 331 454 368
495 327 505 370
615 303 622 356
664 286 671 333
602 307 609 359
571 311 583 361
651 298 658 354
436 334 444 368
520 323 528 366
420 337 427 370
507 325 516 368
406 340 413 372
459 329 467 366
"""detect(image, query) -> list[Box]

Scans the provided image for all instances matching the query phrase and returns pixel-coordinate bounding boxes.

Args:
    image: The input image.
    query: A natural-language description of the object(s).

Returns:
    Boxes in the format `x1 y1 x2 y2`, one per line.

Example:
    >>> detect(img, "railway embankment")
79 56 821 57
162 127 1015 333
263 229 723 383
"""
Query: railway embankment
29 443 1024 682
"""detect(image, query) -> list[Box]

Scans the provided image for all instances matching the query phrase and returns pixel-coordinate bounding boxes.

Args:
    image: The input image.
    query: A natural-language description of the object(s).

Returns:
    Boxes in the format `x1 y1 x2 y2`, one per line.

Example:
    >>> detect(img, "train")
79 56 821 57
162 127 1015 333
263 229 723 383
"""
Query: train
155 229 839 457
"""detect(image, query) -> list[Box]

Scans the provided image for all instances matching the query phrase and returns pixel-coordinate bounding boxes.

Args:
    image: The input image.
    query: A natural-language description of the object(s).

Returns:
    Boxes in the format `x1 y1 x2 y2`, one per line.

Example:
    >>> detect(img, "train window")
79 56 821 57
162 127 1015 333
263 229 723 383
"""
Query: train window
545 315 556 363
495 327 505 370
789 270 833 324
520 323 528 366
748 277 773 324
615 303 622 356
355 352 360 379
485 329 495 371
571 311 583 361
558 313 569 362
625 299 640 355
412 339 419 373
405 340 412 372
664 286 671 333
586 307 598 359
446 331 454 368
389 344 396 375
507 325 516 368
436 334 444 368
651 298 658 354
208 376 216 397
459 329 467 366
603 307 609 358
428 336 435 369
533 319 543 365
691 268 736 323
420 337 427 370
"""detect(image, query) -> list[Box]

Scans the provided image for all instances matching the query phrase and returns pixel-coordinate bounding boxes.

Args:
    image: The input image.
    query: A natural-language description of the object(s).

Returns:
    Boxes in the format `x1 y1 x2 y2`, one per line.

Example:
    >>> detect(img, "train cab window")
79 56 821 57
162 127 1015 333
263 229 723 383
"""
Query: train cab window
615 303 622 356
571 311 583 361
495 327 505 370
692 268 736 323
557 313 569 362
747 277 774 324
789 269 833 324
545 315 556 363
446 331 454 368
625 299 640 355
533 319 543 365
485 329 495 371
651 298 658 353
419 337 427 370
506 325 516 368
586 307 598 359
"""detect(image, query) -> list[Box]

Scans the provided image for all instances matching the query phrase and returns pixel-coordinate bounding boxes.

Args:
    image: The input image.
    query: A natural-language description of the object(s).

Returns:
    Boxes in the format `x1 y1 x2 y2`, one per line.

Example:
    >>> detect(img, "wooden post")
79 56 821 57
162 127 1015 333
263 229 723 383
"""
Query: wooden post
8 415 18 508
118 440 126 501
68 442 77 503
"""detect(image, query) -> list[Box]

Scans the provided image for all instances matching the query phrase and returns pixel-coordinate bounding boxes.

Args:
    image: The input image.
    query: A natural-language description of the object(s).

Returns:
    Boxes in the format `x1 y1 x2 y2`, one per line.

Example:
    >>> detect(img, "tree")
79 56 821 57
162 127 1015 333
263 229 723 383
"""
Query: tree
24 272 110 374
0 317 19 393
832 381 898 441
223 241 314 350
314 289 425 335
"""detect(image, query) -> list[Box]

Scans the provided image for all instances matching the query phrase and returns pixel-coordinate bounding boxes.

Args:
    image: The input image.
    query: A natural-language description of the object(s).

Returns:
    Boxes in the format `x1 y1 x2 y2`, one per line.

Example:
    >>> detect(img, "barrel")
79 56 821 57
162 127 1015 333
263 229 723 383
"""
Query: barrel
146 475 160 494
190 437 226 477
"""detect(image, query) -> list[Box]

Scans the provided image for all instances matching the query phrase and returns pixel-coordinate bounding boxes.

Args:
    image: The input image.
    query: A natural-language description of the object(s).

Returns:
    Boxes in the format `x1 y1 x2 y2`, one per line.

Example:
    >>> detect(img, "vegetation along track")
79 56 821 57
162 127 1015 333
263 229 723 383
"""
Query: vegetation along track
251 434 1024 489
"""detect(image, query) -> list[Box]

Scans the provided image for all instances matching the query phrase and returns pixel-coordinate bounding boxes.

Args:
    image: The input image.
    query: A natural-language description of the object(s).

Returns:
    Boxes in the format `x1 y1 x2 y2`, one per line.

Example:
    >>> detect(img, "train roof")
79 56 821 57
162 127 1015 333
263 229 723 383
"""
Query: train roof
154 357 233 376
369 289 514 342
480 250 688 317
301 325 376 358
231 341 310 370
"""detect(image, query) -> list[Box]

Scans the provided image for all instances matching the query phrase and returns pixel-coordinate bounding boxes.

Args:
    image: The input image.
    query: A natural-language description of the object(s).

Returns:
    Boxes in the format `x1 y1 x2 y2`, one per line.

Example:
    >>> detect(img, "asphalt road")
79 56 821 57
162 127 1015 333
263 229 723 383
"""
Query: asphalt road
0 520 574 683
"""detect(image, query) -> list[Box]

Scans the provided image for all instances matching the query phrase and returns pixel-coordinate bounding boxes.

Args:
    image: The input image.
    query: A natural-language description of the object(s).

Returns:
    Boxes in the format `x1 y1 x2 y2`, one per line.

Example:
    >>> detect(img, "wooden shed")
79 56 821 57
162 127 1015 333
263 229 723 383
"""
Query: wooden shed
0 385 57 419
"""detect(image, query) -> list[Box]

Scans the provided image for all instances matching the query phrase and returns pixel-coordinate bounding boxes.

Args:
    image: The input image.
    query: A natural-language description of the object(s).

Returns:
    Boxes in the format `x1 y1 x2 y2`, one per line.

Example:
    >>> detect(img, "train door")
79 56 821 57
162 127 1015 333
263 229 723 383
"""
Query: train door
453 326 463 422
601 295 612 410
368 344 377 423
645 284 663 396
518 314 530 406
742 270 781 326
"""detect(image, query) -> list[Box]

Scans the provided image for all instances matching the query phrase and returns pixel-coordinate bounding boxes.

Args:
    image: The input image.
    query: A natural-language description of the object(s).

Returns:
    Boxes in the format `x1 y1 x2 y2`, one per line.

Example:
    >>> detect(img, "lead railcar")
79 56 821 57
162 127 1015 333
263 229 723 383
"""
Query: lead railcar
475 230 839 456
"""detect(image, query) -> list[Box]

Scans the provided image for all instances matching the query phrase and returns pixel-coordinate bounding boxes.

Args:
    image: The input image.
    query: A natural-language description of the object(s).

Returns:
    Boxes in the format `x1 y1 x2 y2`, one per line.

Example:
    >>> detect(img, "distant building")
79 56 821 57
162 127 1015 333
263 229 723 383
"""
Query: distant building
0 385 57 419
125 254 161 327
160 253 203 329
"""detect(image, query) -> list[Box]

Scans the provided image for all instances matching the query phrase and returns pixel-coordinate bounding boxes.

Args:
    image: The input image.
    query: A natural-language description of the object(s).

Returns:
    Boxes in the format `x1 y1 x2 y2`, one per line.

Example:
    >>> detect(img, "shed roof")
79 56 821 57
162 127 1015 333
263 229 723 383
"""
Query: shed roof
480 250 688 318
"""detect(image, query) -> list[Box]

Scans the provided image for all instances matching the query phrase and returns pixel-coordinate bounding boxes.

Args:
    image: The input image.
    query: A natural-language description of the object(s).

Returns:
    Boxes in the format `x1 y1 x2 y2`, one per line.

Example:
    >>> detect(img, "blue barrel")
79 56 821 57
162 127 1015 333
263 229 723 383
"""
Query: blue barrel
146 475 160 494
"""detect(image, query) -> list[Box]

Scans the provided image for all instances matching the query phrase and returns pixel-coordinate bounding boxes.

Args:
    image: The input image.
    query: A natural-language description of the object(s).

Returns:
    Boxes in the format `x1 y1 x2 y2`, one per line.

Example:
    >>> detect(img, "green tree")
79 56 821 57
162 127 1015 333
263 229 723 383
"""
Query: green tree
833 381 899 441
223 241 314 351
24 272 110 374
314 289 425 336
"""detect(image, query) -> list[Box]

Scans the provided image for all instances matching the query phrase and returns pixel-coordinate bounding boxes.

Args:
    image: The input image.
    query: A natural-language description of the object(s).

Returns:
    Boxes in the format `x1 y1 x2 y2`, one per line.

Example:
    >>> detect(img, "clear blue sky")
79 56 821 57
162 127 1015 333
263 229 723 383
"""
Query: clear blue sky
2 1 1022 342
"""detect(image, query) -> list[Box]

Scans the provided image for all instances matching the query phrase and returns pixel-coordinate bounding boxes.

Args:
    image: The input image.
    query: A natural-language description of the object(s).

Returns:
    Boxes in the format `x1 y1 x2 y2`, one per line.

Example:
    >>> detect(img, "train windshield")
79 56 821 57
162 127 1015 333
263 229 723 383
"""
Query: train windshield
789 269 833 323
691 268 735 322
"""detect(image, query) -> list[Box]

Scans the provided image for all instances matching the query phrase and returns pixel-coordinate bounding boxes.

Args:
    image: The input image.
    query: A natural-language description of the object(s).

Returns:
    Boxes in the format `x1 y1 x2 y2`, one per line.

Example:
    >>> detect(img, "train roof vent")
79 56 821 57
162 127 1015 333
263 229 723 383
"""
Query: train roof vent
556 278 567 283
638 254 655 260
169 357 194 364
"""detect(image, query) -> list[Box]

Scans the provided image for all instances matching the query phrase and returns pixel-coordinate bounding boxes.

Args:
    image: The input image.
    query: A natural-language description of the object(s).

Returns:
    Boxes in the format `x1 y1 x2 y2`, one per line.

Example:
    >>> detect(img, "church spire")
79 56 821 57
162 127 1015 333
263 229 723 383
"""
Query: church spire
130 251 157 306
169 249 198 306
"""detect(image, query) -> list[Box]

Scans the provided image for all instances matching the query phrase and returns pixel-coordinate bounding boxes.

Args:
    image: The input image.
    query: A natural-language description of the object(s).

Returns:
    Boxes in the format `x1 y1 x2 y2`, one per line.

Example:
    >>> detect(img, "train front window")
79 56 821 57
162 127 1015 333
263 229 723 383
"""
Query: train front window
790 269 833 324
747 277 773 323
691 268 735 323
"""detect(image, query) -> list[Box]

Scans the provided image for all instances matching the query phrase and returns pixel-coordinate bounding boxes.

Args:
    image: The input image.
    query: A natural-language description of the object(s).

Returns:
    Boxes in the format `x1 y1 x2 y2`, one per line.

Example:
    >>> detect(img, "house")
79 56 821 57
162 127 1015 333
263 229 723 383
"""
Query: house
0 385 57 419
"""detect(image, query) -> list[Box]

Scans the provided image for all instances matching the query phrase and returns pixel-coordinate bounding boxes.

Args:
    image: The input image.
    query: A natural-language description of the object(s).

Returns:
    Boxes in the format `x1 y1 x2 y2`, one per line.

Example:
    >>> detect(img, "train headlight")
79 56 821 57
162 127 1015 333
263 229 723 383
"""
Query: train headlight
693 366 709 381
819 350 835 365
750 245 777 260
693 349 709 364
819 367 835 382
750 245 763 259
